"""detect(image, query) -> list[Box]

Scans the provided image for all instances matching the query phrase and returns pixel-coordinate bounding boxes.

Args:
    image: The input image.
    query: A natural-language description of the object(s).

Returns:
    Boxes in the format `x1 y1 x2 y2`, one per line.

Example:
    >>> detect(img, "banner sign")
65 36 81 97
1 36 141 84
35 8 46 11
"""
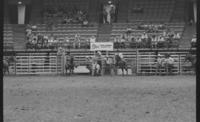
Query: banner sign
90 42 113 51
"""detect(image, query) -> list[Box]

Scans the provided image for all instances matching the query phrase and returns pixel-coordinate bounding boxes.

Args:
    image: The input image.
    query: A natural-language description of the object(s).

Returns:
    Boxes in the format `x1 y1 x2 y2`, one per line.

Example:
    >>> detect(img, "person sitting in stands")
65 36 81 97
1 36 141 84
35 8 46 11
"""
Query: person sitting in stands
140 32 147 48
163 31 167 37
43 35 49 48
158 36 165 48
82 19 89 27
48 36 55 50
120 34 126 48
126 27 132 38
151 35 158 48
90 36 96 43
174 32 181 40
114 36 120 49
129 36 136 48
31 25 37 31
26 26 32 40
191 35 196 47
74 33 81 49
136 37 142 48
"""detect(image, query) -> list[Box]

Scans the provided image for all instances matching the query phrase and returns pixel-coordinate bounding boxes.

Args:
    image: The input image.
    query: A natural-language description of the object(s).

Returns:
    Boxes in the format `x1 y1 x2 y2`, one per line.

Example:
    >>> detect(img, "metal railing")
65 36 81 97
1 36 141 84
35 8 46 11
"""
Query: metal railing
4 50 195 75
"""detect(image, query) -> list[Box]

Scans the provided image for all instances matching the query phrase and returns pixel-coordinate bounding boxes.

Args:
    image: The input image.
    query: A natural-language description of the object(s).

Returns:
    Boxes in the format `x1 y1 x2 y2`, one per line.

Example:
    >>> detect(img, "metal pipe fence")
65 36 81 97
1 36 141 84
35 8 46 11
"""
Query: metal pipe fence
4 50 195 75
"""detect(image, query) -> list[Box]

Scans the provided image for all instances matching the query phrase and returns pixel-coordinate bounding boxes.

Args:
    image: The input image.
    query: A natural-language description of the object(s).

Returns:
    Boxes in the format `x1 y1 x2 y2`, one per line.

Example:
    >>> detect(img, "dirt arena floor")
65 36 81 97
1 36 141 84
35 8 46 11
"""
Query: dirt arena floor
4 75 196 122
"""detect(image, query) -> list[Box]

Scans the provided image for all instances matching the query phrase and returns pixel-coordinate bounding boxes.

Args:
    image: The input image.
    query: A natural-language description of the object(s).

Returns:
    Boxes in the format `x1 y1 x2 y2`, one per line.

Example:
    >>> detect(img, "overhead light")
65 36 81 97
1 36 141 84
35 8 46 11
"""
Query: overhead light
18 1 22 4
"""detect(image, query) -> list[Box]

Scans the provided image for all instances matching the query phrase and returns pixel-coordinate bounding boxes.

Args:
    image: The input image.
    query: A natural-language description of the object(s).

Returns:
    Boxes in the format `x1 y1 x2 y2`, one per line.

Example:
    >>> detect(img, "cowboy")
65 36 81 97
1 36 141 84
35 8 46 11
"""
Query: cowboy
164 54 174 75
95 51 103 70
114 53 120 66
118 53 124 61
65 51 75 75
66 52 74 65
105 55 115 75
156 54 164 75
90 56 101 76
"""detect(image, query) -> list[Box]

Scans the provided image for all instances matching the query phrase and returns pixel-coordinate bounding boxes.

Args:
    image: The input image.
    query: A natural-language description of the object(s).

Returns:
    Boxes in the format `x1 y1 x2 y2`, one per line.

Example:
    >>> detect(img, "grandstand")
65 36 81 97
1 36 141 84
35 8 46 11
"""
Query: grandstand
3 0 196 75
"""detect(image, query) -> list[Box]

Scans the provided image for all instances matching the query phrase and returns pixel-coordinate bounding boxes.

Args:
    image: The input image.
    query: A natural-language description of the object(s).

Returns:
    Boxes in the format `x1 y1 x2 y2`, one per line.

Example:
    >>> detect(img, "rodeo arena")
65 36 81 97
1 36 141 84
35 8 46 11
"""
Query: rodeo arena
3 0 197 122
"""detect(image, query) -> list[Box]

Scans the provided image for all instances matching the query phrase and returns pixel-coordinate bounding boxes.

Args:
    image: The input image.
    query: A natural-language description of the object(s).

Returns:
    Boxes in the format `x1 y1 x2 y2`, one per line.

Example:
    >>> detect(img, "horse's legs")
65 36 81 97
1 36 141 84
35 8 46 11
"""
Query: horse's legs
125 66 128 75
165 65 169 76
5 67 9 75
65 68 67 75
7 68 9 75
92 68 95 76
122 68 124 76
3 68 5 75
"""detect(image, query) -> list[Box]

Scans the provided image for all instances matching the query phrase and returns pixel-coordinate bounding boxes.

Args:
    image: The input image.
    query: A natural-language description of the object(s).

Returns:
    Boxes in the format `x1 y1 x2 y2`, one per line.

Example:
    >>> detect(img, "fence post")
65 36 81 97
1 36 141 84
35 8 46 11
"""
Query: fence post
136 49 138 75
28 54 30 74
179 54 181 75
56 55 58 75
15 55 16 75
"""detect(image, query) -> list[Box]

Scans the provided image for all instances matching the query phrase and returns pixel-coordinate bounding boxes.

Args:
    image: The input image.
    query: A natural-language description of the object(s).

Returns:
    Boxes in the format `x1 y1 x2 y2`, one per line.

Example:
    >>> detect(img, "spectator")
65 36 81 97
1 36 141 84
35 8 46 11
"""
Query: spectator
82 19 89 27
114 36 120 49
191 36 196 47
136 37 142 48
151 36 158 48
90 36 96 43
74 33 81 49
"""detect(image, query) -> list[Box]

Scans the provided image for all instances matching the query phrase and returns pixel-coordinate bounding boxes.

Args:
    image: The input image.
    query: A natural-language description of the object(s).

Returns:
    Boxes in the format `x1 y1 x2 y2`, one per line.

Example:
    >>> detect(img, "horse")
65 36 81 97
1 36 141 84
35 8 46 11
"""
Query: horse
114 54 128 76
65 55 75 75
184 53 196 73
91 62 101 76
155 56 165 75
163 58 175 75
86 56 102 76
3 56 16 75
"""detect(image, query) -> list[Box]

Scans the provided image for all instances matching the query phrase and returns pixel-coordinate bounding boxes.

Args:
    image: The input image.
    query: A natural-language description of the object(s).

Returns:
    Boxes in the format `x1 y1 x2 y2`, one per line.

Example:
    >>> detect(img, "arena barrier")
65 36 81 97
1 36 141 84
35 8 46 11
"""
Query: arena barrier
3 49 195 75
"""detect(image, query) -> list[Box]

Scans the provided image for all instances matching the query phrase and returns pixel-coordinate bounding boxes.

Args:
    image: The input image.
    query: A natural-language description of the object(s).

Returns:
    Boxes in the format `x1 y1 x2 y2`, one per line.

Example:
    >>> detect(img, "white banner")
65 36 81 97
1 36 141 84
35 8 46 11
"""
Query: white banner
18 4 26 24
90 42 113 51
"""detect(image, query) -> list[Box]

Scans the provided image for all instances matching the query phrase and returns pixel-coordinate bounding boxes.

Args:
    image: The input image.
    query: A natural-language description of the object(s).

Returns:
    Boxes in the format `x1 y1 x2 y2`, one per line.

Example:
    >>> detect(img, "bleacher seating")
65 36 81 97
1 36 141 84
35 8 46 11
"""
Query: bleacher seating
43 0 90 24
27 23 98 50
109 22 185 49
3 24 14 51
128 0 175 22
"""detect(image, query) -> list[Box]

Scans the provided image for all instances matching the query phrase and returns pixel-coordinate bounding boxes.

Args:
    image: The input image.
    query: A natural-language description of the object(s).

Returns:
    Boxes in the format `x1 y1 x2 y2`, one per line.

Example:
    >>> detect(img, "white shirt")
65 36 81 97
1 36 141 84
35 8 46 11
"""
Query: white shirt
90 37 96 43
191 38 196 42
167 57 174 64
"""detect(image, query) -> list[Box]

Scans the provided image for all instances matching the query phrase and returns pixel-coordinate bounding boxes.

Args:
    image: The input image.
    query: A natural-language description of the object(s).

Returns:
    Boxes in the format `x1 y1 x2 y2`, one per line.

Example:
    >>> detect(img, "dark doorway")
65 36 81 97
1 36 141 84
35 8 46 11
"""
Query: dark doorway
8 5 18 24
25 5 32 24
187 1 194 21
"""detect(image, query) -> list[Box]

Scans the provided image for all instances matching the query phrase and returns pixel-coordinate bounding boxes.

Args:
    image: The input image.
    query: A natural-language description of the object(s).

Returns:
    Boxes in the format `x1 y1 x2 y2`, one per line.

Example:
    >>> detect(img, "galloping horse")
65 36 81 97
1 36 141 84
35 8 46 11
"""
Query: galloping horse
3 56 16 75
184 52 196 73
114 53 128 76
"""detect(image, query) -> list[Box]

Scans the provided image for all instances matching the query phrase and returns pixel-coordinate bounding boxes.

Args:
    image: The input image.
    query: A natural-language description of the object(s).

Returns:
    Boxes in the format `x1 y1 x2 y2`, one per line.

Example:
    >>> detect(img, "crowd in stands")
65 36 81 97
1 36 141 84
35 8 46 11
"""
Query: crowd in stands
43 5 89 25
137 23 166 33
26 24 97 50
113 24 181 49
25 21 182 50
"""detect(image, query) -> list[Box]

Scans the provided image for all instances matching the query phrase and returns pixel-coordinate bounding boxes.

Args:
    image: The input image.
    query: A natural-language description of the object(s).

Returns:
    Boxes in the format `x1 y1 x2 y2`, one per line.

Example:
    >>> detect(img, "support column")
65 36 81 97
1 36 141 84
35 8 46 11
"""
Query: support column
18 4 26 24
193 1 197 23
